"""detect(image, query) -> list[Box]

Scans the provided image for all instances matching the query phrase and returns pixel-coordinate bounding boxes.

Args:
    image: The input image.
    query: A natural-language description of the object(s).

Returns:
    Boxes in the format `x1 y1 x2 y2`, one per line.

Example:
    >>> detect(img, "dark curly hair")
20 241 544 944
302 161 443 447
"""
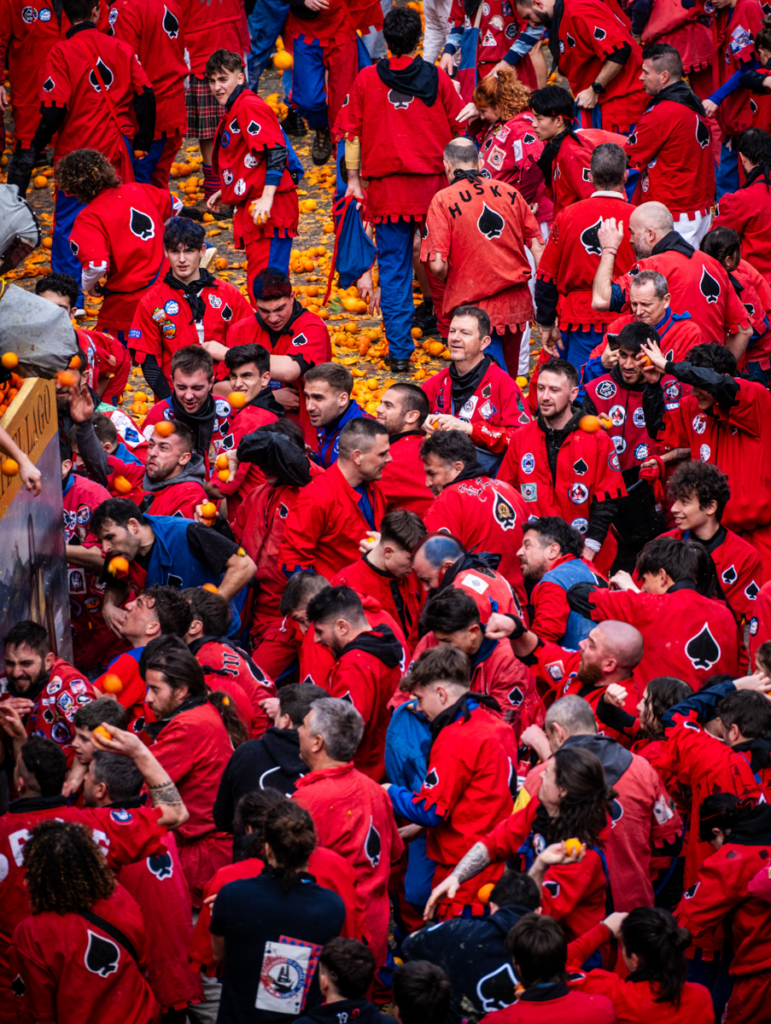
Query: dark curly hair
55 149 121 204
24 820 115 914
546 747 617 849
667 460 732 522
686 342 737 377
639 676 693 738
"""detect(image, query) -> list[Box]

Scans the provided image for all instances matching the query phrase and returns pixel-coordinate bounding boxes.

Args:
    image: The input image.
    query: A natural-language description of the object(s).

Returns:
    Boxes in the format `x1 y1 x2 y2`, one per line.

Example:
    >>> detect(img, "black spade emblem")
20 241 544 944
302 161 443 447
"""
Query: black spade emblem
43 708 54 723
573 458 588 475
696 118 711 149
610 798 624 826
43 76 55 92
221 433 235 450
388 88 413 109
508 685 524 707
85 931 120 976
129 207 155 241
70 239 79 255
148 852 173 879
582 167 591 181
764 1 771 13
229 117 240 133
424 767 439 788
293 332 308 346
746 581 760 599
751 99 758 114
477 964 518 1012
627 132 637 145
684 882 700 898
543 879 560 897
593 25 606 38
246 120 261 135
722 565 737 585
580 218 603 256
746 303 755 317
482 383 492 398
700 266 720 304
685 623 720 670
364 817 381 867
88 58 114 91
340 692 354 704
523 133 535 143
221 304 233 321
478 203 505 240
566 31 576 46
279 502 289 519
494 492 516 529
11 976 25 997
163 5 179 37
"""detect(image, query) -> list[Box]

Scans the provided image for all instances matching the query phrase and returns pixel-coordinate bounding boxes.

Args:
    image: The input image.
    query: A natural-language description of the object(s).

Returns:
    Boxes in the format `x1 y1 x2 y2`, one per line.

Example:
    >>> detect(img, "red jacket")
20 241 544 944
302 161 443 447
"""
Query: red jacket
749 579 771 664
547 129 629 217
528 554 599 644
422 359 531 454
11 885 160 1024
480 988 615 1024
625 96 715 216
603 310 704 362
714 175 771 283
293 763 404 967
142 396 230 470
424 472 528 608
228 304 331 446
279 462 388 580
106 0 187 136
589 585 742 689
148 700 233 904
733 257 771 371
332 554 424 651
178 0 241 76
474 112 552 212
285 0 354 48
378 431 434 516
193 638 277 739
713 0 766 138
141 478 207 519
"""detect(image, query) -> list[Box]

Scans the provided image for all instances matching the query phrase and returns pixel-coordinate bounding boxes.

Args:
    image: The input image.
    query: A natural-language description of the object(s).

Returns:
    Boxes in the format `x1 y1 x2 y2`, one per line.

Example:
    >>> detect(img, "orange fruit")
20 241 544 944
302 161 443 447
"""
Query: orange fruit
42 237 53 249
101 673 123 694
515 376 528 389
108 555 129 576
69 355 81 369
215 453 230 470
33 175 48 189
56 370 77 388
218 468 230 483
579 415 601 433
564 838 582 857
1 352 19 369
200 501 217 519
93 725 112 741
154 421 175 437
639 354 653 367
273 50 293 69
228 391 247 409
113 475 133 495
1 458 19 476
202 582 219 593
477 882 495 905
427 341 444 357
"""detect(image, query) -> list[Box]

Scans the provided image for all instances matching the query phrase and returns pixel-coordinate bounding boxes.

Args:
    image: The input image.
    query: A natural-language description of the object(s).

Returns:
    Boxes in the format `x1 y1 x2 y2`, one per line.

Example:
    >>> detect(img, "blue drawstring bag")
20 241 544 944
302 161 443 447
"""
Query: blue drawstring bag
323 195 377 302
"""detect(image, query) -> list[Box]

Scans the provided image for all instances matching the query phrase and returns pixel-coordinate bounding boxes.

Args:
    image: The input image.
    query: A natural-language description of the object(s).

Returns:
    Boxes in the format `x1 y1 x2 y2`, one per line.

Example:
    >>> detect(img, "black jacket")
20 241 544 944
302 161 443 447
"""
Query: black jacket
294 1000 392 1024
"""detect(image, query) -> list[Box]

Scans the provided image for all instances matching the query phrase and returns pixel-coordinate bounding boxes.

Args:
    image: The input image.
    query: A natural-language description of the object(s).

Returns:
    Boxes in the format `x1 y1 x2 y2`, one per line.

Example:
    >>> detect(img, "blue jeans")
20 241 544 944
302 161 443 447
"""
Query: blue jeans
247 0 290 91
717 139 739 199
559 325 605 380
376 217 417 361
53 190 87 306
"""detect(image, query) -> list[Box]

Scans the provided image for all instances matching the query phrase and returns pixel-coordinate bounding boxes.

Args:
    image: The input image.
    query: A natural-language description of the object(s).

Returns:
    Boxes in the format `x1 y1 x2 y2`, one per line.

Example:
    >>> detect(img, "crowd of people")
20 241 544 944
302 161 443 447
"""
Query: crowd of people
4 0 771 1019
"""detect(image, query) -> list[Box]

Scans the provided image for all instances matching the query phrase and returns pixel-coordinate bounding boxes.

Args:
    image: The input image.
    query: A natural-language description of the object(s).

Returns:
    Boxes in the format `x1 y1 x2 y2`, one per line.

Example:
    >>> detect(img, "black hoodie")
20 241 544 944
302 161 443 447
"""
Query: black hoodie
294 999 392 1024
339 624 403 668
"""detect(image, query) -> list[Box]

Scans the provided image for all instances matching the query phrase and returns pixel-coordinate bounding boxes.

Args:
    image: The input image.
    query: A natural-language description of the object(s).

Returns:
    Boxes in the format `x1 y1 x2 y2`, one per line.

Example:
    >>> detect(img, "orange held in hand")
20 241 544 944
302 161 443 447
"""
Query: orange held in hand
1 352 19 369
564 838 582 857
57 370 77 388
228 391 247 410
113 475 133 495
101 674 123 694
579 415 601 433
639 354 653 367
94 726 112 741
108 555 129 576
200 501 217 519
1 458 19 476
215 453 229 470
477 882 495 905
202 582 219 593
154 421 175 437
218 468 230 483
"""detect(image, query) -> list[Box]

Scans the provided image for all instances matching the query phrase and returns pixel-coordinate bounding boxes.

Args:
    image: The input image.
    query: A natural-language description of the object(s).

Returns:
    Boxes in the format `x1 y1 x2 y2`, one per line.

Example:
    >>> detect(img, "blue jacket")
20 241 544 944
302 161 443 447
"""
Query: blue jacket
314 400 370 469
538 556 597 648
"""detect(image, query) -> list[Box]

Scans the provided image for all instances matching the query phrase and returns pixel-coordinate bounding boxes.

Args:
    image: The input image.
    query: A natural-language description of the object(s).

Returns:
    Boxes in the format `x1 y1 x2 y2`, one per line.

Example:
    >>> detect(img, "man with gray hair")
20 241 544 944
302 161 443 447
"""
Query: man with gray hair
516 694 681 911
420 137 545 376
293 698 404 971
592 202 752 356
535 143 637 370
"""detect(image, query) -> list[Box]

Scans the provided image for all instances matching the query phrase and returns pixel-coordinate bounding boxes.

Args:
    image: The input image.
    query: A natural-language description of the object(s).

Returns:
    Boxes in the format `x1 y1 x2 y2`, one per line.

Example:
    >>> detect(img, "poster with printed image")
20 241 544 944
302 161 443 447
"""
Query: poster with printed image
256 938 321 1015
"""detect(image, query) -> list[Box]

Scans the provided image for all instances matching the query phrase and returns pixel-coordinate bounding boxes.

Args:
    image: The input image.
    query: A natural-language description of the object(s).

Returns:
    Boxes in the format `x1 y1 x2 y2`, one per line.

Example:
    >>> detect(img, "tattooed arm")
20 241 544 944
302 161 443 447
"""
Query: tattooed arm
423 841 492 920
92 724 189 829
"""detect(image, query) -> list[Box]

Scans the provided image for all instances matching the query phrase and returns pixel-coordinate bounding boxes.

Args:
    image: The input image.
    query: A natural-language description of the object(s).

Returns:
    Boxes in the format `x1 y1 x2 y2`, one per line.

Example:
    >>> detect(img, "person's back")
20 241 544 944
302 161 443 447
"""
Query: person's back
481 987 616 1023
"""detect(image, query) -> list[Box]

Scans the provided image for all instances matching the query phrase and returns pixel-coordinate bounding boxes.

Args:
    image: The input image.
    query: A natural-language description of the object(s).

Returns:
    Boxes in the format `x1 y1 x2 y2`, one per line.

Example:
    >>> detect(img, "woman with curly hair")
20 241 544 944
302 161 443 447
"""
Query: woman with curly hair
10 819 160 1024
426 747 616 943
55 147 176 339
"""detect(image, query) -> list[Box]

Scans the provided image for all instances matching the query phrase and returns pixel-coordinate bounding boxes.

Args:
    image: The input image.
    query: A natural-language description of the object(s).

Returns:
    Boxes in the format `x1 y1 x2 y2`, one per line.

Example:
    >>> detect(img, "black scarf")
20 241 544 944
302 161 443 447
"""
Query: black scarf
732 737 771 775
225 82 248 114
645 80 706 116
144 692 209 742
236 430 311 486
724 803 771 846
742 162 771 192
650 230 695 259
375 55 439 106
163 267 217 323
545 0 561 64
246 386 286 418
536 124 578 189
450 459 486 484
449 353 492 412
170 390 217 456
430 691 501 744
452 168 484 185
254 299 305 350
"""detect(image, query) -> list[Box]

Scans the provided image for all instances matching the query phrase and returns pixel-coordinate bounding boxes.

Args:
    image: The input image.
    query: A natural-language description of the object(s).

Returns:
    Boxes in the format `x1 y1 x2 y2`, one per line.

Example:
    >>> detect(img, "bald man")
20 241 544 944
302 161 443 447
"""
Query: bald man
591 202 752 357
485 612 645 747
515 694 681 911
420 138 544 374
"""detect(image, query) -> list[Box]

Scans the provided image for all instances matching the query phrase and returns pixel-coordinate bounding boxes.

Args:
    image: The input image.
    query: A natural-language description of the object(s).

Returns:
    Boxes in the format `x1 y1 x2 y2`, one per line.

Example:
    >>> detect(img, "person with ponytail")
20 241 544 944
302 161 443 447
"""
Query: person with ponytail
426 747 616 943
210 801 346 1023
139 634 243 908
567 907 713 1021
674 793 771 1022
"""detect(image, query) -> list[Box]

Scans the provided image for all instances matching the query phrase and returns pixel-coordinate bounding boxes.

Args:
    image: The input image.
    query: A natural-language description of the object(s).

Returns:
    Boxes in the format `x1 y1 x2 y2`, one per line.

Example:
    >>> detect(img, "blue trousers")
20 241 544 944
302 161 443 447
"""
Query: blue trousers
717 139 740 199
268 234 293 275
53 190 87 306
291 36 331 130
559 326 605 381
247 0 290 91
376 217 417 361
131 135 168 184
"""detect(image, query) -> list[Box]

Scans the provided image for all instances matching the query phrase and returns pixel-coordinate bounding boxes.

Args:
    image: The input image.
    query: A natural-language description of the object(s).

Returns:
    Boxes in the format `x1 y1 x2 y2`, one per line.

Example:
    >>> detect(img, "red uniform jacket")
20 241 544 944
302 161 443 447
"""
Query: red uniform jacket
129 274 252 384
749 579 771 665
228 303 331 446
537 192 636 330
39 23 151 182
141 478 207 519
11 885 160 1024
189 848 362 973
293 763 404 968
584 368 682 473
663 526 762 623
603 310 704 361
106 0 187 137
208 395 282 523
498 411 626 540
285 0 355 48
279 462 387 580
714 176 771 283
548 129 629 216
529 554 600 643
713 0 766 138
334 57 466 222
589 585 741 689
657 377 771 533
148 700 233 904
179 0 241 76
440 563 522 624
416 706 514 912
213 85 299 249
70 183 171 336
331 554 424 651
421 359 531 454
556 0 646 131
449 0 539 78
114 828 201 1011
625 95 715 216
474 112 552 213
479 988 616 1024
733 257 771 371
378 431 434 516
421 176 542 331
325 624 404 782
193 638 277 739
617 249 751 345
107 454 146 503
142 396 230 465
78 326 132 402
424 472 528 608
